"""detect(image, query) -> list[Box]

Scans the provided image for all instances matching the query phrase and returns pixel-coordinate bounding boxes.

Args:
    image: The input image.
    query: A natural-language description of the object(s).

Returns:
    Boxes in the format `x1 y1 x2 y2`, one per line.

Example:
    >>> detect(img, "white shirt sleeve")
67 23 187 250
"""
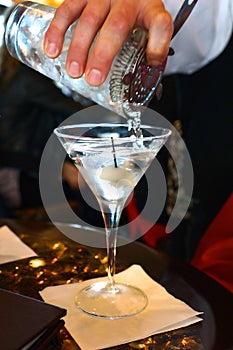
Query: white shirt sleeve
163 0 233 75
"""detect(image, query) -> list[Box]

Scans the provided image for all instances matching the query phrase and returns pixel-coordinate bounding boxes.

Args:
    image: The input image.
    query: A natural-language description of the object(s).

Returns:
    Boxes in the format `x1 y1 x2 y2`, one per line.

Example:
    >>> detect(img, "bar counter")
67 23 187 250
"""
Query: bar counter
0 219 232 349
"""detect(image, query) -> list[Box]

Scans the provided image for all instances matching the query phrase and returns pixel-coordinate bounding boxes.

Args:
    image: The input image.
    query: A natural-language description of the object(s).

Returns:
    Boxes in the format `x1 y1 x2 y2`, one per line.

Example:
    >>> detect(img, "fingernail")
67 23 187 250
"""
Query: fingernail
69 61 81 77
87 68 102 85
46 42 58 57
148 59 163 67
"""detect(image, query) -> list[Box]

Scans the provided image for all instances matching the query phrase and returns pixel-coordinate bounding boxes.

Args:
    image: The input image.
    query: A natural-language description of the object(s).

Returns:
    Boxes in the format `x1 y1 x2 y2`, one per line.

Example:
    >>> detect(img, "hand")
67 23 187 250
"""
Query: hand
44 0 173 86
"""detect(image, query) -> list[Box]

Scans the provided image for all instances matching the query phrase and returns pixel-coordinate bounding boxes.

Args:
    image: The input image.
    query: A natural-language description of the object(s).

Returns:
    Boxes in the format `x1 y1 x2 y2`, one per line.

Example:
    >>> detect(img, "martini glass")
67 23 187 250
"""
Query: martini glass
54 123 171 318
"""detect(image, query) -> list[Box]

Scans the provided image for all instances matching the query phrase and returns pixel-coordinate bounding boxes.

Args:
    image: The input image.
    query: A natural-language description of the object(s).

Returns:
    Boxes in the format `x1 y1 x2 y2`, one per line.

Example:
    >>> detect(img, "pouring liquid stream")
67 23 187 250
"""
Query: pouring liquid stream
127 113 143 139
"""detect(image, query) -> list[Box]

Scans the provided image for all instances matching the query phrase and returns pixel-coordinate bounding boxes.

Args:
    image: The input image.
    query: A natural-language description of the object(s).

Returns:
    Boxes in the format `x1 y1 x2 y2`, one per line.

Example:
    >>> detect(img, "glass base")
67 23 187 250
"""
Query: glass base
75 281 148 318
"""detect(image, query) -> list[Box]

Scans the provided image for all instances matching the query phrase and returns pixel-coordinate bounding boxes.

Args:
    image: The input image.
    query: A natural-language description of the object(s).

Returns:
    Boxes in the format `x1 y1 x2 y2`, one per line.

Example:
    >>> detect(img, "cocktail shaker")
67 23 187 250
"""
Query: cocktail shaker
5 1 165 119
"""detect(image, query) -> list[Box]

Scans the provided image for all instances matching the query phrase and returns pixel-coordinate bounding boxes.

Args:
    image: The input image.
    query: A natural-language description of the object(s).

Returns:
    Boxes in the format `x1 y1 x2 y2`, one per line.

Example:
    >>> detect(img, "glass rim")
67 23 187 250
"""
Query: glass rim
54 123 172 141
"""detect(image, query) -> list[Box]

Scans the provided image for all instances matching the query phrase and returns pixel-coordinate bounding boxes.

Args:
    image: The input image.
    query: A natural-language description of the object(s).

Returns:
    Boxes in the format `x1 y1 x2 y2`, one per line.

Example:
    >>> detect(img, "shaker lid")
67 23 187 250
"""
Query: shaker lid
110 27 167 119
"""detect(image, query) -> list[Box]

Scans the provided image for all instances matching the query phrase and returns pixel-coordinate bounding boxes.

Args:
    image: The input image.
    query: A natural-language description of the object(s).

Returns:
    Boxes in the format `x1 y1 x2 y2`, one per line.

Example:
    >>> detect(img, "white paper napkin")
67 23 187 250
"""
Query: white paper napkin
0 225 37 264
40 264 203 350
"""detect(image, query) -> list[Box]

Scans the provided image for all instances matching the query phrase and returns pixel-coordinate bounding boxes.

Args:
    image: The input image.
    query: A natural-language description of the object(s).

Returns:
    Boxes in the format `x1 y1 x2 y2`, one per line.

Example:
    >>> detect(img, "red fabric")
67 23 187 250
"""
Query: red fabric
191 193 233 293
126 194 167 247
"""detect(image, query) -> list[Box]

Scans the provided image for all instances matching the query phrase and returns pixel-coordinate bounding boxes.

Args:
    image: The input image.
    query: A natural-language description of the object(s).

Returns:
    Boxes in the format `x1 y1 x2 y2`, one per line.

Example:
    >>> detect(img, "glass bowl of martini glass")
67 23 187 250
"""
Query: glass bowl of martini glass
54 123 171 319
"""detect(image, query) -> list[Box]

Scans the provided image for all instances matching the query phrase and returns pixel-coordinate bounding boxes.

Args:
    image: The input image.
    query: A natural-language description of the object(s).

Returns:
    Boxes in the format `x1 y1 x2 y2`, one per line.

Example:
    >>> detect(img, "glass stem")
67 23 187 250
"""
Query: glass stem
101 202 124 289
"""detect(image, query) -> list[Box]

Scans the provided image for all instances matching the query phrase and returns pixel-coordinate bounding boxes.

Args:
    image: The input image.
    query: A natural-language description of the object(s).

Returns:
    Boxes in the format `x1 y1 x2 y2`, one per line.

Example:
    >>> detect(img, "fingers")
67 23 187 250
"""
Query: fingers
138 2 173 66
84 0 137 85
146 11 173 66
83 0 173 85
44 0 173 86
44 0 88 58
65 0 112 83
